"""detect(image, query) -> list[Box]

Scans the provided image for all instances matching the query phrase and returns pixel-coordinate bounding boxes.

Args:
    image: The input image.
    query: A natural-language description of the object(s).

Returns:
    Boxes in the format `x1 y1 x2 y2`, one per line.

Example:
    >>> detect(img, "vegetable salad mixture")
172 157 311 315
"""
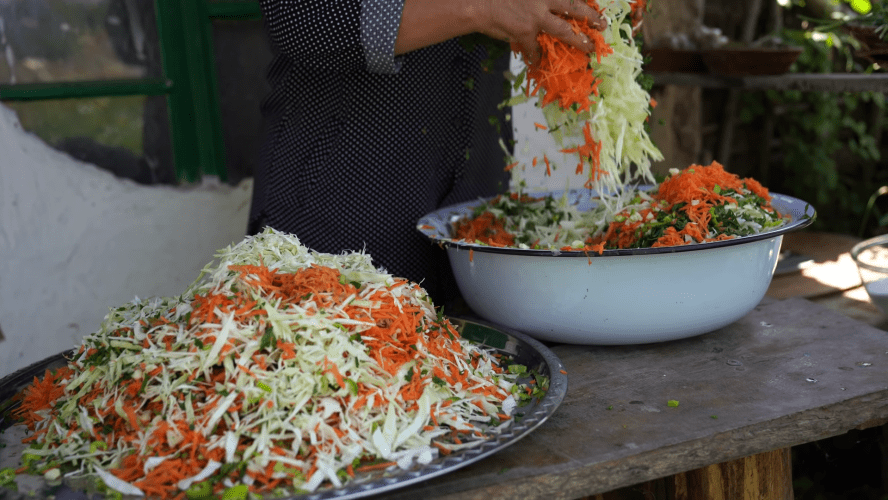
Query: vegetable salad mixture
5 230 527 499
454 162 787 252
484 1 788 252
467 0 789 253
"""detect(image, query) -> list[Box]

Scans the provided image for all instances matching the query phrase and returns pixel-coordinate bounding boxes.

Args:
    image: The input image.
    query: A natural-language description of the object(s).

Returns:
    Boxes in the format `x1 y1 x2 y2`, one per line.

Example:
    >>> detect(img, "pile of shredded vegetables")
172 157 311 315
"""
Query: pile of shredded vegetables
8 229 528 499
454 162 787 253
504 0 662 212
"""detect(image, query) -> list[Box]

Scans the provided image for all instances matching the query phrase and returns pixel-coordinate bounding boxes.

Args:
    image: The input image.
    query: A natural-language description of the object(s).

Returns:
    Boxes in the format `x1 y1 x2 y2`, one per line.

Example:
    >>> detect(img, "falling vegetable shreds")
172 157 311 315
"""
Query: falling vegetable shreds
9 229 527 499
506 0 662 207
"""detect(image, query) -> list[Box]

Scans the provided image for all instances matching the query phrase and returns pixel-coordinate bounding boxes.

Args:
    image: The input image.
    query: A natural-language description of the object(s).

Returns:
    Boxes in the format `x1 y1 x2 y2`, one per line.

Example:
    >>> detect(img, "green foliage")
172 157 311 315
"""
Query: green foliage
847 0 887 39
7 96 145 154
737 28 886 236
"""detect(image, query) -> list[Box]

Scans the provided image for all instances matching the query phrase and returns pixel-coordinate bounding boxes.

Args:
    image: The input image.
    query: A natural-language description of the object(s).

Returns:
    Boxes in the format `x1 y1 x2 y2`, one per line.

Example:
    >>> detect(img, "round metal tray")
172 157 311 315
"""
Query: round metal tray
0 319 567 500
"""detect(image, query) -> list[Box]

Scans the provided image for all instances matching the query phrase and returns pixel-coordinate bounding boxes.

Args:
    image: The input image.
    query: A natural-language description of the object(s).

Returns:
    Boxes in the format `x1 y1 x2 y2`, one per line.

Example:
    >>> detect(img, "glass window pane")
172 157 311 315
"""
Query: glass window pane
4 94 175 184
0 0 161 85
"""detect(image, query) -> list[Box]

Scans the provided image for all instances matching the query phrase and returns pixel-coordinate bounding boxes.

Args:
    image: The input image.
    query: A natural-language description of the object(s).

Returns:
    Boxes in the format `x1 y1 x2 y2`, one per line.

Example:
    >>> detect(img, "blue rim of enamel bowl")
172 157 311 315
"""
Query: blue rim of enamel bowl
416 190 816 257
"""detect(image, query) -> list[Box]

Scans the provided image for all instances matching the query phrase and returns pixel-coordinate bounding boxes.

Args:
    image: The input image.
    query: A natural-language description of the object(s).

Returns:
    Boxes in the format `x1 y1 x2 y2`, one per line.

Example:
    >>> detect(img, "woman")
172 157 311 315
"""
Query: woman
250 0 606 306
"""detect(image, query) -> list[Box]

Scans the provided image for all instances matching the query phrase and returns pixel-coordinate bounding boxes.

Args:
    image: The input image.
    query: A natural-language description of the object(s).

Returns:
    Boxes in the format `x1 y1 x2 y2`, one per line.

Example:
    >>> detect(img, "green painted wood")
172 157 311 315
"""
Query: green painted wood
155 0 199 182
207 1 262 20
0 79 170 101
154 0 229 181
181 0 227 181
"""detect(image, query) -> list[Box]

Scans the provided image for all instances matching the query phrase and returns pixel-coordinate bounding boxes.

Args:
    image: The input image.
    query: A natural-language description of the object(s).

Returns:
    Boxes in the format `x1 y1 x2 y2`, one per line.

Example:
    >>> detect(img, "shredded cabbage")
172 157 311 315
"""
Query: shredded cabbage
12 229 526 498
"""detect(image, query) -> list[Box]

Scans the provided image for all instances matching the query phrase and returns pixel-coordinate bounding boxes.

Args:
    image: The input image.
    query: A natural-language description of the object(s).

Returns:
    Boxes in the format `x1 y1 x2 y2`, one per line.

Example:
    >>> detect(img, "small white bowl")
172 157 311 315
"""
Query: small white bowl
851 234 888 313
418 191 816 345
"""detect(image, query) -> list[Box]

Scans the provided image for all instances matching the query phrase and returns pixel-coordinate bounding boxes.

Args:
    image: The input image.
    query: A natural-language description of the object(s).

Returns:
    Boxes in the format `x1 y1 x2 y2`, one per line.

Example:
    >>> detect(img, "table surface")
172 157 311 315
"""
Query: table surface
769 231 888 329
3 232 882 500
372 232 888 500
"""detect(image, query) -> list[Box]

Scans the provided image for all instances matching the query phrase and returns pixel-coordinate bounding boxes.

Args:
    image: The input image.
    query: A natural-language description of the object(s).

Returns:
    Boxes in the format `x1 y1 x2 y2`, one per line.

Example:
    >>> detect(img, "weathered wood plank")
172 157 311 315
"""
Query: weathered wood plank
671 448 793 500
370 298 888 500
652 72 888 93
579 447 792 500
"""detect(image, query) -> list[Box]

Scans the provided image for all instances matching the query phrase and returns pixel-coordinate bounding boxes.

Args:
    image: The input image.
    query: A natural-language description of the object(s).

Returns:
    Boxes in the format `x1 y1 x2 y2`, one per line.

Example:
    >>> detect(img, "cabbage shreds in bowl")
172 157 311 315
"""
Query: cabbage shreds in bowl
10 229 523 499
454 162 787 252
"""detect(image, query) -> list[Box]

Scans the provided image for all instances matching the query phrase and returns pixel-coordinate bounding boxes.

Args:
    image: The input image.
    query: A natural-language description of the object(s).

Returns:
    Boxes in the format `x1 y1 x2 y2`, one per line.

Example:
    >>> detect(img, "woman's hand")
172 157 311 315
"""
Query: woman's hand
395 0 607 63
474 0 607 65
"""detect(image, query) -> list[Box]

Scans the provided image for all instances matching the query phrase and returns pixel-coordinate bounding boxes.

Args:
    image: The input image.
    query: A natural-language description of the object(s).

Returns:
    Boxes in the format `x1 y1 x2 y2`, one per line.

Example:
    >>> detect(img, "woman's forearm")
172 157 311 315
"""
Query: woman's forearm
394 0 607 64
393 0 479 55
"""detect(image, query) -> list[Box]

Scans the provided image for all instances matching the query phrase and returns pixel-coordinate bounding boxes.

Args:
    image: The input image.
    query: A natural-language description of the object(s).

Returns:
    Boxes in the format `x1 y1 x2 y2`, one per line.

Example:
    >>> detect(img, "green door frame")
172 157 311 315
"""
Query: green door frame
0 0 261 183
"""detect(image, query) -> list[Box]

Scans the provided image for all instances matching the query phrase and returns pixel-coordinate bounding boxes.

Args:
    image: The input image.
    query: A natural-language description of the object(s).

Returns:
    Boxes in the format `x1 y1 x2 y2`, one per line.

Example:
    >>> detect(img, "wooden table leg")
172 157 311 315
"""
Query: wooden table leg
881 424 888 494
586 448 793 500
672 448 793 500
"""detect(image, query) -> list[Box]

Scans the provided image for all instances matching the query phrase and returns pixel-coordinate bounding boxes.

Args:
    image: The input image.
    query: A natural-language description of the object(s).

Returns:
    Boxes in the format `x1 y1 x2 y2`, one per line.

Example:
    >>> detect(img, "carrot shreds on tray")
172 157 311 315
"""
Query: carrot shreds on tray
454 162 787 253
7 229 531 499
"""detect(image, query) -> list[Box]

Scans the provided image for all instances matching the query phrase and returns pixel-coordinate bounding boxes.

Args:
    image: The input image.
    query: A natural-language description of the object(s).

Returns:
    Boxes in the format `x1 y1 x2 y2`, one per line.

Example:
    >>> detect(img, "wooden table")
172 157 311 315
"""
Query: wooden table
371 232 888 500
768 231 888 330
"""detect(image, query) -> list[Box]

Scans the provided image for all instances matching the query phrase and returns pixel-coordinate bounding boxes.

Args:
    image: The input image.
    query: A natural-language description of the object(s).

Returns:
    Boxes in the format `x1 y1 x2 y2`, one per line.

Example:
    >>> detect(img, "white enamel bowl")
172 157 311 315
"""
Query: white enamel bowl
417 190 816 345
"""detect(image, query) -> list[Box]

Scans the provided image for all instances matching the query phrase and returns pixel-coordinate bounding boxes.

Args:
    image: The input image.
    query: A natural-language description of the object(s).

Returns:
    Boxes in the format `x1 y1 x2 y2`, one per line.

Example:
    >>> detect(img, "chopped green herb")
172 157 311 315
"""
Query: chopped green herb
222 484 248 500
508 364 527 375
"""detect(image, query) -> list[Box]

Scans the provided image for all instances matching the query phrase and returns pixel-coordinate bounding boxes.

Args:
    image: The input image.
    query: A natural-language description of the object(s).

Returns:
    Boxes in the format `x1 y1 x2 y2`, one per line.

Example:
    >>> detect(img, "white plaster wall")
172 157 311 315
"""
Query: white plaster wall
0 104 252 377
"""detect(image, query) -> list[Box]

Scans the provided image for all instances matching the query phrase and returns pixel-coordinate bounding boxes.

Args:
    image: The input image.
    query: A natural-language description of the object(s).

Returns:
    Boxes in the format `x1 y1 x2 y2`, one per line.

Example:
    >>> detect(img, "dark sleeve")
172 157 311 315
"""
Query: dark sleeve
260 0 405 74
